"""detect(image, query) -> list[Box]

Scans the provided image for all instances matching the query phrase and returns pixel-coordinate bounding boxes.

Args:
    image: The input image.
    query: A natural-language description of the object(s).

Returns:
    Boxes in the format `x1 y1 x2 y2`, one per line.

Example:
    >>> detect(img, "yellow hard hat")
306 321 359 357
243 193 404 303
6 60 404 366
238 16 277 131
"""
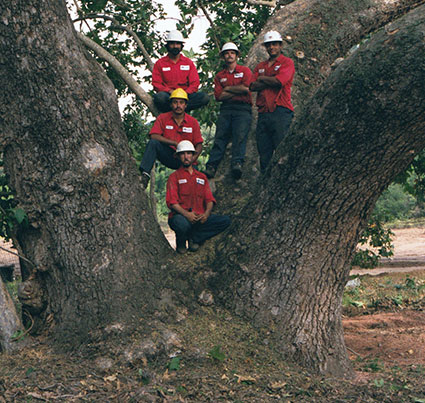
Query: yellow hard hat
169 88 188 101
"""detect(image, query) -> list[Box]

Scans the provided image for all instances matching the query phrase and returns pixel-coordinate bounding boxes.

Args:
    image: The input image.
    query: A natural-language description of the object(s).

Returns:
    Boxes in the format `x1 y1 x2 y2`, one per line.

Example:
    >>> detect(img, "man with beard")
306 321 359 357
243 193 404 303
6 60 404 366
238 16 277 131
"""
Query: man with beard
152 30 210 113
204 42 252 180
250 31 295 172
139 88 203 189
166 140 231 254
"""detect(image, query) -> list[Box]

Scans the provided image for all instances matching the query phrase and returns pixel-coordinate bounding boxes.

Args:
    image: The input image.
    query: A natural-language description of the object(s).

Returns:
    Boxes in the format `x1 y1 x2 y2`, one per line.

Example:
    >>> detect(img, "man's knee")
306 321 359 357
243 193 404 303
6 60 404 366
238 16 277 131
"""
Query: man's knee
169 215 191 235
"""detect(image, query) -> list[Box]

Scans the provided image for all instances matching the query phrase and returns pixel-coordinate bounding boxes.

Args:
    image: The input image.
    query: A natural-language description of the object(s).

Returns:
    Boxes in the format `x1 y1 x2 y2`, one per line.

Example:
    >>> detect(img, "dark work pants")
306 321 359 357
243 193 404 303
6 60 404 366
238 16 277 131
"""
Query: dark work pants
139 139 180 173
153 91 210 113
256 106 293 172
207 107 252 168
168 213 231 245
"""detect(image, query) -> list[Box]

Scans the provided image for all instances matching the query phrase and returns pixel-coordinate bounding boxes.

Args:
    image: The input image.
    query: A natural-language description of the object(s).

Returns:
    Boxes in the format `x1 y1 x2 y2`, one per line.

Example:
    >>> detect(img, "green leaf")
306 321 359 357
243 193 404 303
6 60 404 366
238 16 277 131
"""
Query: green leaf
91 0 108 11
168 356 181 371
14 208 26 224
373 378 384 388
208 345 226 361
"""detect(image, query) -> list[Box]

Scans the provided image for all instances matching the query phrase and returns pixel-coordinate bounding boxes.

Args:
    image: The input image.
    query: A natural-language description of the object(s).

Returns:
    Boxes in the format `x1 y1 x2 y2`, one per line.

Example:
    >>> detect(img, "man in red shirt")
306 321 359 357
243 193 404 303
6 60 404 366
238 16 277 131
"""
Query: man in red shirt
250 31 295 172
204 42 252 180
139 88 203 189
152 30 210 113
167 141 231 254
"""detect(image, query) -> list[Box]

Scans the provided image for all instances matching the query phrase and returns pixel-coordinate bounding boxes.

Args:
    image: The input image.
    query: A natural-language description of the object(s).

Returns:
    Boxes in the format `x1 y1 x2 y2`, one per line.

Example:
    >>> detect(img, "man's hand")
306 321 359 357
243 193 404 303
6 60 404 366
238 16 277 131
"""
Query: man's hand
184 211 198 224
196 211 210 224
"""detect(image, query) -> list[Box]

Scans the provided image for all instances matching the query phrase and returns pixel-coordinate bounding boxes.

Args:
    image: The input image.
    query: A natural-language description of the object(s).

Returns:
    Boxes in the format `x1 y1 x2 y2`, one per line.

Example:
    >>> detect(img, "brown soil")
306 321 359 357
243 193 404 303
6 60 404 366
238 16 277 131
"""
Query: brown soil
1 229 425 401
344 310 425 366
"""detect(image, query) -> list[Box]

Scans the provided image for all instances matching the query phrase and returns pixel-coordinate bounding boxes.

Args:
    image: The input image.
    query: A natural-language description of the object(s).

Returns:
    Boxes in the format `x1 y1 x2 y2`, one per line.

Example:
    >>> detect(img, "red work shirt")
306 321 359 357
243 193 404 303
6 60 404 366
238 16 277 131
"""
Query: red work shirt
152 54 200 94
252 54 295 113
214 64 252 105
166 167 216 218
149 112 203 150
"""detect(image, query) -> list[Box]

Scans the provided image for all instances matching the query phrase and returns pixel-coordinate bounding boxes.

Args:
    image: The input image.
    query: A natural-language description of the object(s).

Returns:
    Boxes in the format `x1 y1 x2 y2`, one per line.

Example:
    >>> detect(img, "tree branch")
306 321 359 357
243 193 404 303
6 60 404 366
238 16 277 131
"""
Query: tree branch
73 14 154 72
246 0 276 6
76 32 159 116
197 1 221 50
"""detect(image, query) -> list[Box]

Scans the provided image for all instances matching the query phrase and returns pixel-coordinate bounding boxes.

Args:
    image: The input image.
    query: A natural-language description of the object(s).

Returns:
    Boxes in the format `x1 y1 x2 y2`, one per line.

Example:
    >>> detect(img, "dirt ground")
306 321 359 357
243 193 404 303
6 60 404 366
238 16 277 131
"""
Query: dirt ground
1 229 424 400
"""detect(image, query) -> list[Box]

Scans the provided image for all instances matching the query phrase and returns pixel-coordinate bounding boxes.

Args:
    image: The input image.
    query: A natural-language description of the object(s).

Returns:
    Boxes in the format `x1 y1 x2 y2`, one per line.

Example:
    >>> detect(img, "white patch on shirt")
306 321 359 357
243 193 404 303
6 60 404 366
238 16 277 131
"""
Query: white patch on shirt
196 178 205 185
234 72 244 78
178 179 188 184
182 127 193 133
274 65 281 71
220 78 227 83
165 125 174 130
162 67 171 71
180 65 190 71
259 68 265 73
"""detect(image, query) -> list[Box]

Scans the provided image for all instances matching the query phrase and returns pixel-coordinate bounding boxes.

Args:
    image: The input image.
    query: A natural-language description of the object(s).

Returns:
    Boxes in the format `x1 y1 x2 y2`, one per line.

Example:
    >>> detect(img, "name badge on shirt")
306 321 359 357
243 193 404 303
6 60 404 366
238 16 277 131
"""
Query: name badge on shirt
234 72 244 78
196 178 205 185
178 179 188 184
182 127 193 133
259 68 265 73
162 67 171 71
220 78 227 83
180 65 190 71
274 65 281 71
165 125 174 130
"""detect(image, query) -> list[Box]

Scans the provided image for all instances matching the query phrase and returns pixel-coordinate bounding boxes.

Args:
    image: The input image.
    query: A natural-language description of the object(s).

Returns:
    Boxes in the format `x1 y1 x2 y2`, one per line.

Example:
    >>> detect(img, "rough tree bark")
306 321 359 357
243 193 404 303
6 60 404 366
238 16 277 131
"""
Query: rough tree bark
0 0 172 341
213 0 425 211
1 0 424 379
211 5 425 375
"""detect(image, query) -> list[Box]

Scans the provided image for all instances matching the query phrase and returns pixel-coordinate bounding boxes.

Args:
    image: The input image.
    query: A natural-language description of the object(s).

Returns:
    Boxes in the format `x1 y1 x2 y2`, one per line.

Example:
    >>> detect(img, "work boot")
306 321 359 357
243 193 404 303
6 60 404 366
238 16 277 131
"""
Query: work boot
231 162 242 180
176 236 187 254
204 165 217 179
188 239 200 252
140 171 150 189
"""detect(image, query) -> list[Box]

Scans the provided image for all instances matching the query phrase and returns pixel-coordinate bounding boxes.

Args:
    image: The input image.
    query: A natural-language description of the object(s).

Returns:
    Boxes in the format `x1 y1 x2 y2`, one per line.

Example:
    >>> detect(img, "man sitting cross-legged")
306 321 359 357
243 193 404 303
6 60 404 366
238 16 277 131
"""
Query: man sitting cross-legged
166 140 231 254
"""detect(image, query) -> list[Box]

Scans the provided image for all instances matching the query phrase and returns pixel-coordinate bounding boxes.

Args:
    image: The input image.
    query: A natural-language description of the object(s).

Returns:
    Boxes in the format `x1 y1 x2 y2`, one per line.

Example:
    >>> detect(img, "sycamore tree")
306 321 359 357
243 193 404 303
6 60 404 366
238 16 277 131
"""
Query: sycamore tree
0 0 424 377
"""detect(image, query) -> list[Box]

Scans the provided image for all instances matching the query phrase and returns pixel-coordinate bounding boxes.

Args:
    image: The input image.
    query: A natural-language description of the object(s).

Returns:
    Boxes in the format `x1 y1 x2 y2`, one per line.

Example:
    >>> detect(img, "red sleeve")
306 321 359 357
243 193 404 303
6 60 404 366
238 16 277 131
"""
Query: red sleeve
191 119 203 145
275 58 295 86
242 67 253 87
166 172 180 208
204 178 216 205
251 63 260 83
152 60 171 93
149 115 164 136
214 73 224 101
186 60 200 94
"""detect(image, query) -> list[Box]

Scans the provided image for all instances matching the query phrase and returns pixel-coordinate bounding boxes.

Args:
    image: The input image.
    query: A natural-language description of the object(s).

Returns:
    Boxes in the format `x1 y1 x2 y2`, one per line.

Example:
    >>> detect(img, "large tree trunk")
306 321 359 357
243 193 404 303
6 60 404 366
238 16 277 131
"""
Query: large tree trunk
213 0 425 212
0 0 171 342
212 5 425 376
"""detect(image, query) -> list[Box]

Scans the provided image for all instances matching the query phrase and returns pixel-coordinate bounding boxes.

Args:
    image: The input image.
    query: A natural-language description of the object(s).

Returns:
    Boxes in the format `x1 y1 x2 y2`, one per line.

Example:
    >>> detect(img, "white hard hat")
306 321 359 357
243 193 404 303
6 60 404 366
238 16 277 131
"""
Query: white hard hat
166 30 185 43
220 42 239 54
176 140 195 154
263 31 283 44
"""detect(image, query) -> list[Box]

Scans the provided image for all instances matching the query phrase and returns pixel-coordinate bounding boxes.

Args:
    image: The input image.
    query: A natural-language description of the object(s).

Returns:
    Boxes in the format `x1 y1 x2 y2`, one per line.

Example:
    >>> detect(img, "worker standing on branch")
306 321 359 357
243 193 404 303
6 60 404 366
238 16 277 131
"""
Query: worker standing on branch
204 42 253 180
139 89 203 189
152 30 210 113
166 141 231 254
250 31 295 172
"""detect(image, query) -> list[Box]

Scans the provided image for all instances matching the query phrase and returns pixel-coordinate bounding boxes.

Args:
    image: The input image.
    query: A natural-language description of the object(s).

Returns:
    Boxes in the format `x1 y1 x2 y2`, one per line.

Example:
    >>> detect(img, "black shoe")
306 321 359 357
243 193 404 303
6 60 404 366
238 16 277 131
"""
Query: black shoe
204 165 216 179
188 239 200 252
231 163 242 180
176 246 187 254
141 171 150 189
176 235 187 254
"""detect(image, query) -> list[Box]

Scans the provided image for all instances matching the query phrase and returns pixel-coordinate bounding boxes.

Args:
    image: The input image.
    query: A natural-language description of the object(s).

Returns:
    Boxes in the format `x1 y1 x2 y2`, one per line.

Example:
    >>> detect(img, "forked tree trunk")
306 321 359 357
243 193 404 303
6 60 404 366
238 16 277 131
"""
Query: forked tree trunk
212 6 425 376
213 0 425 212
0 0 171 342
